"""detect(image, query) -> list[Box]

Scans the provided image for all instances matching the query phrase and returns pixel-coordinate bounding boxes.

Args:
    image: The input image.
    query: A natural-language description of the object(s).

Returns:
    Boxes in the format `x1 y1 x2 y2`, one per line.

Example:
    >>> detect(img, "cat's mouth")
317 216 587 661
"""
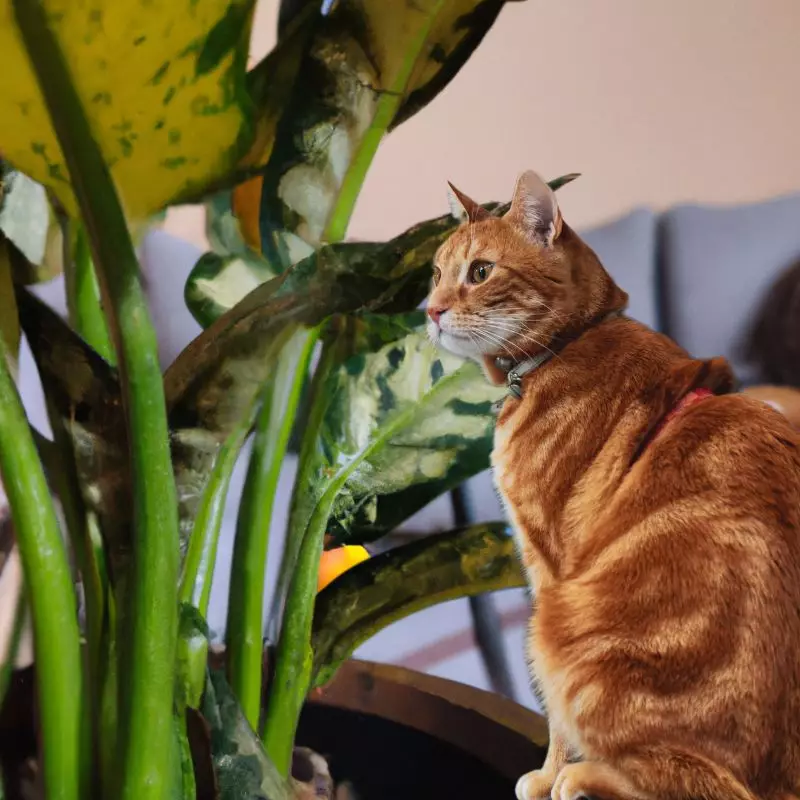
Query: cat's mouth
429 320 497 358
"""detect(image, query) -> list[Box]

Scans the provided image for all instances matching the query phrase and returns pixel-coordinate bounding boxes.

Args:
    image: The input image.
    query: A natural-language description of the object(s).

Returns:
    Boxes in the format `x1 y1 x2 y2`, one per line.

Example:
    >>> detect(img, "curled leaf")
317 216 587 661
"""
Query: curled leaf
257 0 519 267
185 174 580 327
311 522 523 687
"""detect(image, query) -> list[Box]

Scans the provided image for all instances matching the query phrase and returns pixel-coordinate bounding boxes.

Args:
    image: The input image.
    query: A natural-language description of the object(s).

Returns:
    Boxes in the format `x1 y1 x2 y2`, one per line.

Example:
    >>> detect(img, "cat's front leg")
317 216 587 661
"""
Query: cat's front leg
515 729 569 800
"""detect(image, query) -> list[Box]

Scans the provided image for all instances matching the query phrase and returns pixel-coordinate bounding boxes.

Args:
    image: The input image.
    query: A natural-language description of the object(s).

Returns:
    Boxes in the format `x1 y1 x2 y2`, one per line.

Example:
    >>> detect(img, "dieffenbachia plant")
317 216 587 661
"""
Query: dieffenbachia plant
0 1 555 797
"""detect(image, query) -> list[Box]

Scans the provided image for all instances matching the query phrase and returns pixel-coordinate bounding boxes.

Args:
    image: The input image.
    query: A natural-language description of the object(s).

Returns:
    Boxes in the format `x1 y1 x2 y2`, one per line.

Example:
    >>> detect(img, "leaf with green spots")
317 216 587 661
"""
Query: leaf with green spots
0 0 256 220
310 522 523 687
200 669 291 800
308 314 503 546
185 174 580 327
257 0 520 269
184 249 280 329
389 0 508 130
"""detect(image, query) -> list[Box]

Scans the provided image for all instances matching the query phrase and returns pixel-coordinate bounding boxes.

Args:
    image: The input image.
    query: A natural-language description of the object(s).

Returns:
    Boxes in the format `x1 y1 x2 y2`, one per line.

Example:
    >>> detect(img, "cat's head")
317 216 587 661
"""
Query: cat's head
427 170 628 383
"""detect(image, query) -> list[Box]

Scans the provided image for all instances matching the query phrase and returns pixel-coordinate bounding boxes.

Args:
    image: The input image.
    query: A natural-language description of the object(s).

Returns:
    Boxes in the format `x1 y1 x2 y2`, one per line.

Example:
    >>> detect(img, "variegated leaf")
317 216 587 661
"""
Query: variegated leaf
0 0 256 219
257 0 516 269
316 314 503 545
311 522 523 687
185 174 579 328
199 669 290 800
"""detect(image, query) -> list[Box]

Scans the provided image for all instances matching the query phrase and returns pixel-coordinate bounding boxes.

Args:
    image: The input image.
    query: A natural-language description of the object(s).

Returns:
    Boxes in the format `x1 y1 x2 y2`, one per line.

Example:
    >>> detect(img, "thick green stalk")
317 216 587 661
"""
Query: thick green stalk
12 3 181 798
261 333 345 773
37 415 107 688
180 420 258 616
177 405 258 709
0 334 83 800
322 1 444 242
226 327 319 729
37 421 107 797
64 222 116 364
262 491 337 774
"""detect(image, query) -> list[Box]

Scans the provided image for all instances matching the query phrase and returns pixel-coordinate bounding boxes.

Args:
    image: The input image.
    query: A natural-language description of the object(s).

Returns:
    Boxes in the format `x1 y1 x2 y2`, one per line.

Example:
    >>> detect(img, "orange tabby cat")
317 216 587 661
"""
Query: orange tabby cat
427 170 800 800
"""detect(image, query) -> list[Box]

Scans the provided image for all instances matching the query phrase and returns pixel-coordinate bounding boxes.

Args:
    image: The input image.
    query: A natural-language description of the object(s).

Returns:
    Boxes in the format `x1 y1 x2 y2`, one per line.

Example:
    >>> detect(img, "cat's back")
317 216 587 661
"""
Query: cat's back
632 390 800 535
535 391 800 790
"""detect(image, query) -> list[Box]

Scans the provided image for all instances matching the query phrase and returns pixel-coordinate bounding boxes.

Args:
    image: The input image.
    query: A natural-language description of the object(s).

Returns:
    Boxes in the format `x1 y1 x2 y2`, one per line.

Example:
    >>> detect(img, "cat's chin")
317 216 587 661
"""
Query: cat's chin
436 330 486 359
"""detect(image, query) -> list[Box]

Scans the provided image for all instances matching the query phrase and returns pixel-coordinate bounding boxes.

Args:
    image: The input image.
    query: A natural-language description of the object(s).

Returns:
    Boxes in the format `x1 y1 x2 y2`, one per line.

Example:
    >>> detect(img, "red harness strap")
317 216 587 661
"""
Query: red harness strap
647 387 713 450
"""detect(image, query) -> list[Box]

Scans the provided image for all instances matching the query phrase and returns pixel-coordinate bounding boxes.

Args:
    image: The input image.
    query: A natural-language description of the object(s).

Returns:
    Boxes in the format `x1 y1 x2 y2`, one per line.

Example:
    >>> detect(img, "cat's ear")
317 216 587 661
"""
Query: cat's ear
506 169 563 246
447 182 490 224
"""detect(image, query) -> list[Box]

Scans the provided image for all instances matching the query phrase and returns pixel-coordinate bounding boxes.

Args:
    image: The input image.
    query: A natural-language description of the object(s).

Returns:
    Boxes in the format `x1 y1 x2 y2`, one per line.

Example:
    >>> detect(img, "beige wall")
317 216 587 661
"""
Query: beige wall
165 0 800 247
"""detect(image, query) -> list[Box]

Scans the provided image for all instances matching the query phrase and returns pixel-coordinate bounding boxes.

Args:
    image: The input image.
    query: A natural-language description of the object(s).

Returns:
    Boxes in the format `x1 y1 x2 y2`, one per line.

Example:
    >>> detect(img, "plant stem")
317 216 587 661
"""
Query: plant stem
12 3 181 798
226 327 319 729
0 333 83 800
64 222 116 365
38 415 107 689
37 421 108 796
177 403 259 710
261 331 345 773
322 1 444 242
262 491 336 774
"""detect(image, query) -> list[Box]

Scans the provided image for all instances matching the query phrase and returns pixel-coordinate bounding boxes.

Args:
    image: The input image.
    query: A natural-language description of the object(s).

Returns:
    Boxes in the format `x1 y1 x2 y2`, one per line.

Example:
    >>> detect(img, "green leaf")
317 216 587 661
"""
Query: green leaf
0 0 256 219
185 174 580 328
310 522 523 687
200 669 291 800
168 249 410 445
257 0 515 268
318 313 503 545
264 315 503 760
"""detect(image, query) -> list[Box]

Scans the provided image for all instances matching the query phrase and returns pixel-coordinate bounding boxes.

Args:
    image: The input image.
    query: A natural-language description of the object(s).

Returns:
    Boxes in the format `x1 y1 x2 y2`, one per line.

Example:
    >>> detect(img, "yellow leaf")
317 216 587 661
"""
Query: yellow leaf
0 0 256 220
231 174 262 251
317 545 369 593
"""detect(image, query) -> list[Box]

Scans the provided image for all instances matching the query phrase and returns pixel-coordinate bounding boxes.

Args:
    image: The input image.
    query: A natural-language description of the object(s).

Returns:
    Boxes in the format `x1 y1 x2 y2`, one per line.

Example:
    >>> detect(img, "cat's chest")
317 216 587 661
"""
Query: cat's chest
490 404 552 535
491 403 542 502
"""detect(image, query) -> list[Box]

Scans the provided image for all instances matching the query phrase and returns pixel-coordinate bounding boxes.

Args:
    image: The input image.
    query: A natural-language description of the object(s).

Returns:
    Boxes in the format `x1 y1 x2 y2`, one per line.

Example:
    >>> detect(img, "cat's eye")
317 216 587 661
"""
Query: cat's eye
432 266 442 285
468 260 494 284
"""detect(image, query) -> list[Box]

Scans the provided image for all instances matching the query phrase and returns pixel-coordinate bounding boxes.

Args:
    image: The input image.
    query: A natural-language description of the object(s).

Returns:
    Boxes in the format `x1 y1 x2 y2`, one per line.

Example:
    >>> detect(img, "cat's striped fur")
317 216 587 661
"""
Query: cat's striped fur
427 171 800 800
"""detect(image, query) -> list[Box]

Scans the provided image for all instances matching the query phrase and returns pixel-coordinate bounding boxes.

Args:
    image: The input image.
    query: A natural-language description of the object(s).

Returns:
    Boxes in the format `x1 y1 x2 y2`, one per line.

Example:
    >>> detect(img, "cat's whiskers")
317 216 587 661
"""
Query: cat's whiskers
475 326 537 362
483 320 561 361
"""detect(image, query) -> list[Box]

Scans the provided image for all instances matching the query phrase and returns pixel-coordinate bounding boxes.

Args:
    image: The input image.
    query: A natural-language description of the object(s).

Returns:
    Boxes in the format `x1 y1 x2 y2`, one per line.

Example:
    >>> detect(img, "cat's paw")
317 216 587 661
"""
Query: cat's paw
551 763 594 800
515 769 555 800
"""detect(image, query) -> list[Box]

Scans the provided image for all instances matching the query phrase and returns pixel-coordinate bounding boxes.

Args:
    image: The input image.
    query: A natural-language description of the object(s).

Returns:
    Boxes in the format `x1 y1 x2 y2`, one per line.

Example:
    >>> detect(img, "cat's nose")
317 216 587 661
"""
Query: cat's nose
427 305 447 325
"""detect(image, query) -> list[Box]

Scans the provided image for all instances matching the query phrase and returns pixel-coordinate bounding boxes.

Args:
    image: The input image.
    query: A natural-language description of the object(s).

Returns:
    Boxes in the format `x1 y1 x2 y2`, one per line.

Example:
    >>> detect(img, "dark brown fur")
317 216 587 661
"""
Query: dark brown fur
428 172 800 800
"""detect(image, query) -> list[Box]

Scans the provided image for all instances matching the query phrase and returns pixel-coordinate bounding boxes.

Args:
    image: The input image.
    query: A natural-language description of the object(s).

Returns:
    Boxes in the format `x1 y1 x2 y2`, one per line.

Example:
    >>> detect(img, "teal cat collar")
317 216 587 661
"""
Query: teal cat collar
497 351 555 399
492 310 623 411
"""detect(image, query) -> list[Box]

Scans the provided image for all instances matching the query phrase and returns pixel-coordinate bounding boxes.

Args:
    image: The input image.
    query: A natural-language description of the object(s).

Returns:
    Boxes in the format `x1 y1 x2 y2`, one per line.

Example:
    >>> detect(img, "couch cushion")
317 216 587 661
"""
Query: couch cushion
580 207 659 330
658 193 800 385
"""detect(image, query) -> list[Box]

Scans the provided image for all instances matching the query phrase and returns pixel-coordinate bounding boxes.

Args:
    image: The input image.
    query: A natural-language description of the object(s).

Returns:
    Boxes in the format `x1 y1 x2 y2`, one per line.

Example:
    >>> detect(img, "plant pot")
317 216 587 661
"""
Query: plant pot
297 660 548 799
1 659 550 800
